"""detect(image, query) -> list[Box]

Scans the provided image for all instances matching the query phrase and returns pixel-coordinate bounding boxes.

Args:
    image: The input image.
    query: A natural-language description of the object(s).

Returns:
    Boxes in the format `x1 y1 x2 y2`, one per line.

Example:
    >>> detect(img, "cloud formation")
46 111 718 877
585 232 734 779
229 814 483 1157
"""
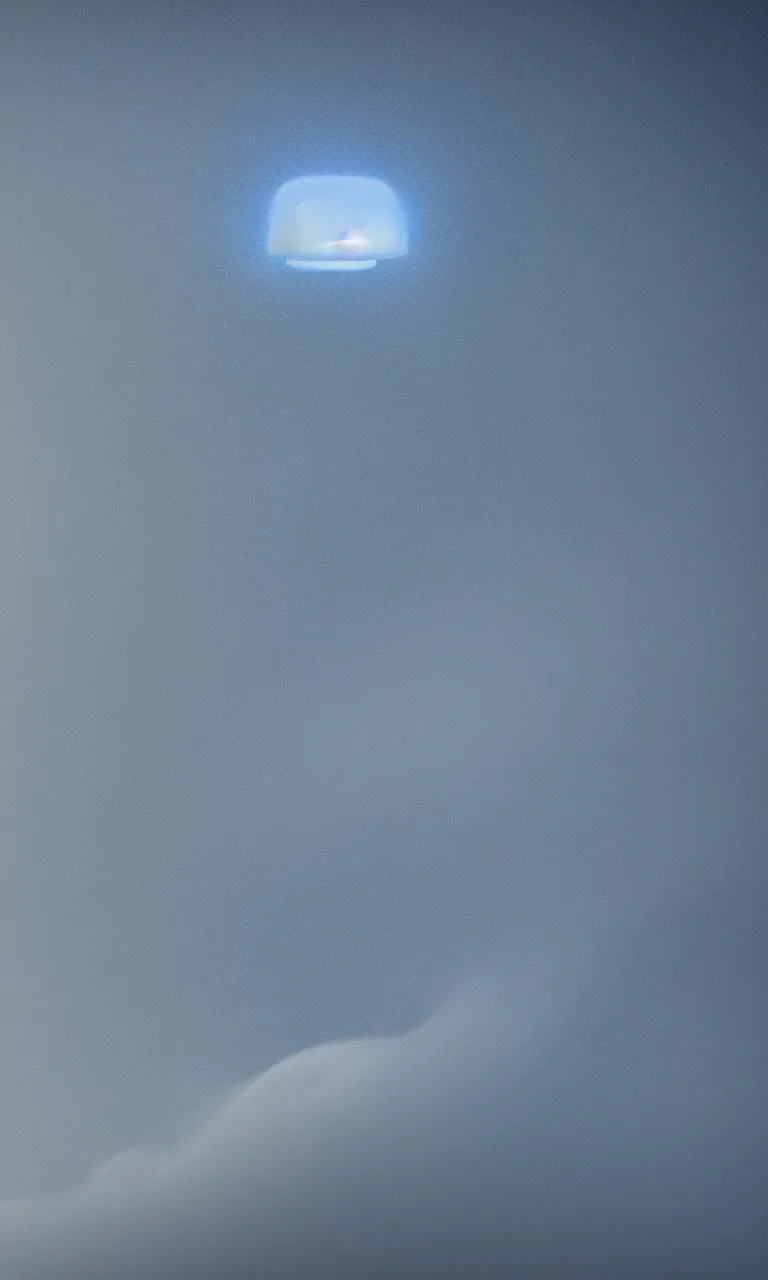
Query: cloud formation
2 923 765 1279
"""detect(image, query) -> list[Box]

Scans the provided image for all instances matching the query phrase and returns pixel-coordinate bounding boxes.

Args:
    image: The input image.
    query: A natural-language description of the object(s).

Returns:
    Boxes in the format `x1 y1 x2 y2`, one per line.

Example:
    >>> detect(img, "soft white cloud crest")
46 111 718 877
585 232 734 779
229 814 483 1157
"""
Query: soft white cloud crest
2 933 764 1279
0 978 527 1278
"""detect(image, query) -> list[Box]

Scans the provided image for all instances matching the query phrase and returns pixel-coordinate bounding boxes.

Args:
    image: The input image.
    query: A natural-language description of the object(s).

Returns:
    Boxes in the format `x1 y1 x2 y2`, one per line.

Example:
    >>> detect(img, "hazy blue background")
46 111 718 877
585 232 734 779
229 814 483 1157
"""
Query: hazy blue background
1 2 766 1275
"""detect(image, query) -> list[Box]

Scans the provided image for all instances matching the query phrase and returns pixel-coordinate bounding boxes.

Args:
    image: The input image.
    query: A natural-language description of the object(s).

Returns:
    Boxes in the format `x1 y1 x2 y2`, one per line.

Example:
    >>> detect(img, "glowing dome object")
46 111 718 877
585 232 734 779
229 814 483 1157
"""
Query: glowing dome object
267 175 408 271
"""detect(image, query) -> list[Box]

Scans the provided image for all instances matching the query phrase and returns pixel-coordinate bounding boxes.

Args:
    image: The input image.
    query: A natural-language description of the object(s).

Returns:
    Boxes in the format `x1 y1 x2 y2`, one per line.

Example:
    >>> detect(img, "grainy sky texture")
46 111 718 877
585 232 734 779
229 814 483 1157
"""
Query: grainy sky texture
1 2 766 1276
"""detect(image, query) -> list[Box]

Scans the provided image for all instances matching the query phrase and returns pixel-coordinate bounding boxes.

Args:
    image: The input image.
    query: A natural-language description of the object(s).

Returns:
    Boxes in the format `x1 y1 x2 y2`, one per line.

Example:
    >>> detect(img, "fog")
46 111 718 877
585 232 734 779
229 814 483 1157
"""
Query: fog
1 1 765 1275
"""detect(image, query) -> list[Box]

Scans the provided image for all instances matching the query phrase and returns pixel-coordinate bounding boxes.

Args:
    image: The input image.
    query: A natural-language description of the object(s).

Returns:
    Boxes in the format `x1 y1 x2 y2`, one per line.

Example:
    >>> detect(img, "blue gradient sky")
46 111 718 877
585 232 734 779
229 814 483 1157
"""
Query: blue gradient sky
1 2 766 1275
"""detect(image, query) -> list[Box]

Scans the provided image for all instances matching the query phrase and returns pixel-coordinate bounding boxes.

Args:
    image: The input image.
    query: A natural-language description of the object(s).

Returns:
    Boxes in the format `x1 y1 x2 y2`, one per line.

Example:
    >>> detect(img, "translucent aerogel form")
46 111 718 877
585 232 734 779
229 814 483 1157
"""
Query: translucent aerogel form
267 175 408 271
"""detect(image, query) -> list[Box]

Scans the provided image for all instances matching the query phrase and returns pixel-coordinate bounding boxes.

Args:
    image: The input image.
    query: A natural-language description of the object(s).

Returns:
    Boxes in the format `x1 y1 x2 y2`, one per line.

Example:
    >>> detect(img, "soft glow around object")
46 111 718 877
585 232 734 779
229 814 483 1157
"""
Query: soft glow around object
268 175 408 271
286 259 377 271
